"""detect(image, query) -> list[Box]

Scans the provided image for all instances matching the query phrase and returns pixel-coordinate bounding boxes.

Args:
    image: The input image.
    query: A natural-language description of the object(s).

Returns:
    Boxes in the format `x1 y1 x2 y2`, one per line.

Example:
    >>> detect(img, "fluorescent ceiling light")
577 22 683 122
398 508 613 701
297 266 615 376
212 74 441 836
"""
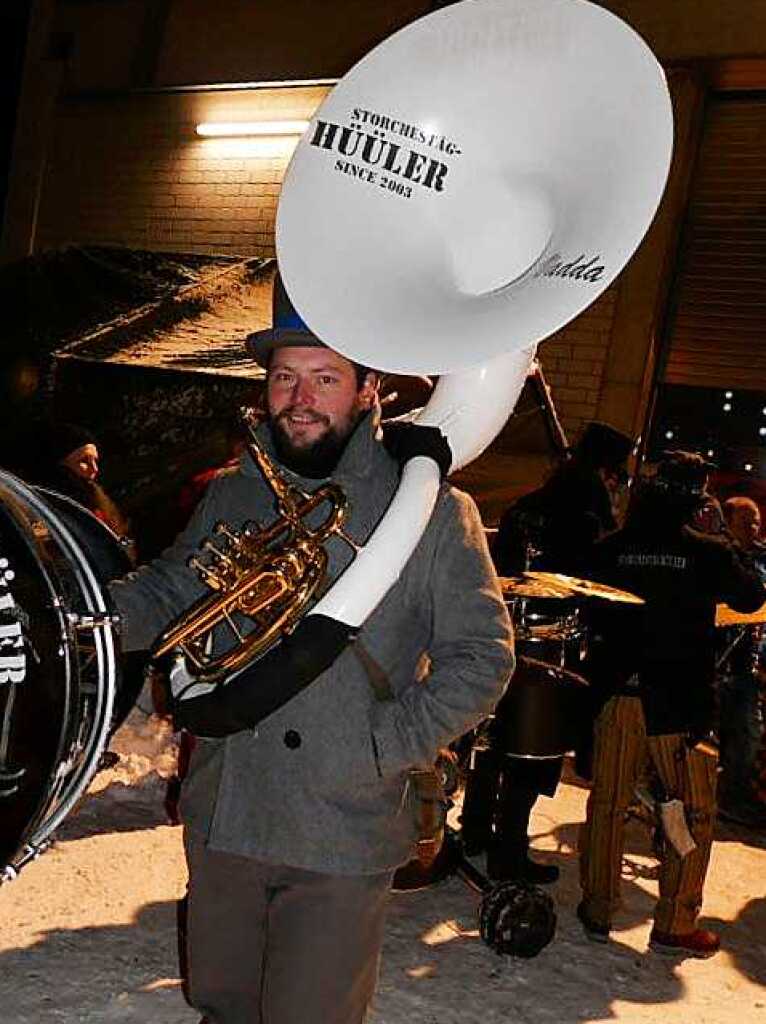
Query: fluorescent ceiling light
196 120 309 137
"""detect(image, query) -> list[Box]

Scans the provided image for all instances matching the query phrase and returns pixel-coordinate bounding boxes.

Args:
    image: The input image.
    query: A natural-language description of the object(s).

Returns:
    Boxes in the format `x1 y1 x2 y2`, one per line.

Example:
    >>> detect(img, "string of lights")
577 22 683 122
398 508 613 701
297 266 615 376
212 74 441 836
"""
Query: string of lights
652 385 766 478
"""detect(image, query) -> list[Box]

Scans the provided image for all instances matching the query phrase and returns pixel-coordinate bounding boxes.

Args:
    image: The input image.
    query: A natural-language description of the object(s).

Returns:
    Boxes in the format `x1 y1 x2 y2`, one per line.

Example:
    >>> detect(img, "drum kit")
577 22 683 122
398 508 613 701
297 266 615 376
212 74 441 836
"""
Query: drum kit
715 599 766 629
391 566 644 958
714 598 766 675
493 573 643 761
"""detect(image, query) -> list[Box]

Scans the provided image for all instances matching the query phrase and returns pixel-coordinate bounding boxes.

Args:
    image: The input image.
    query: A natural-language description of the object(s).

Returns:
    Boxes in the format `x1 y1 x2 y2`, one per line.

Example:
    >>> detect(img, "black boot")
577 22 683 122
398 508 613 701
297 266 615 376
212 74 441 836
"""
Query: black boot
459 748 502 856
488 775 560 885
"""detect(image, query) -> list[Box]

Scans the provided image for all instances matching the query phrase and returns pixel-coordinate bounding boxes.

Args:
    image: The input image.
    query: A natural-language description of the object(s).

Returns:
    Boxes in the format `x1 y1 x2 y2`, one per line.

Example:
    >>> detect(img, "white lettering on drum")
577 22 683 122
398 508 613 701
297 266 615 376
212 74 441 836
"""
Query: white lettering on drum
0 561 25 684
0 554 27 796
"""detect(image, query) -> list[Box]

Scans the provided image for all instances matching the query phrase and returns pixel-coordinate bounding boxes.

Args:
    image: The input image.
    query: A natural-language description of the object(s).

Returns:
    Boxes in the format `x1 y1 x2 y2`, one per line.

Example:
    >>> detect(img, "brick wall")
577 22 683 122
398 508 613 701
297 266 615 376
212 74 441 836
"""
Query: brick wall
36 83 620 441
36 85 330 258
537 288 618 442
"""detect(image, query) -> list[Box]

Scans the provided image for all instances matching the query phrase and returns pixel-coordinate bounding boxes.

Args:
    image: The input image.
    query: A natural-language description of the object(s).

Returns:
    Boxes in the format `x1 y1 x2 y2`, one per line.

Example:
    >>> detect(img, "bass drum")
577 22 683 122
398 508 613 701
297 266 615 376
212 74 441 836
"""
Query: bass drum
491 655 589 759
0 472 131 881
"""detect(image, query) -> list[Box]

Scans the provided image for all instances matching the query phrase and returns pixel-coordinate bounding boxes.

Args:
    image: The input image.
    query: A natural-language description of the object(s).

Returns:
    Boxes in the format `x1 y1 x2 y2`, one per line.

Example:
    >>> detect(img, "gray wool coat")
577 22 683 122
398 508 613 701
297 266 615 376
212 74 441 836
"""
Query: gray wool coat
110 415 514 874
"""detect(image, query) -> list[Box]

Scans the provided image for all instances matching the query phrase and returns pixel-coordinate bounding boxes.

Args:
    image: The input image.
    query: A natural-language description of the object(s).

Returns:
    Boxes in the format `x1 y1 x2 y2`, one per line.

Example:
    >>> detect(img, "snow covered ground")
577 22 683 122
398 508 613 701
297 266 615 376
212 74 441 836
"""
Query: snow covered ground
0 711 764 1024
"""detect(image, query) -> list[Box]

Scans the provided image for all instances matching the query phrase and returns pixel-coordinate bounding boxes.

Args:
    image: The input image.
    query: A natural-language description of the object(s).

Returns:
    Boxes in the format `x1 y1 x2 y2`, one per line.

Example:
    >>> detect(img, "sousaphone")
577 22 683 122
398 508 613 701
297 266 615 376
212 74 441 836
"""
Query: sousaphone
169 0 673 731
277 0 673 638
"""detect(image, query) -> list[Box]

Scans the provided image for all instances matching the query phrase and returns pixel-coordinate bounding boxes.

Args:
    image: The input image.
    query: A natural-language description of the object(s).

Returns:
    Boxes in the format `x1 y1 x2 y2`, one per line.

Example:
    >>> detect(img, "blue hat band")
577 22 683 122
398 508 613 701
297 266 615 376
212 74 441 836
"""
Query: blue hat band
276 308 311 333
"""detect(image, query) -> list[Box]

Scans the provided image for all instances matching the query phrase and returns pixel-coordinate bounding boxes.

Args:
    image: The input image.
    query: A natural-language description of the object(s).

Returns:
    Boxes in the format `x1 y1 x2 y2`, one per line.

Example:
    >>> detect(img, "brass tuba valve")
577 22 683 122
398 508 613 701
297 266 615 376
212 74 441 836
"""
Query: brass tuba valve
150 410 355 683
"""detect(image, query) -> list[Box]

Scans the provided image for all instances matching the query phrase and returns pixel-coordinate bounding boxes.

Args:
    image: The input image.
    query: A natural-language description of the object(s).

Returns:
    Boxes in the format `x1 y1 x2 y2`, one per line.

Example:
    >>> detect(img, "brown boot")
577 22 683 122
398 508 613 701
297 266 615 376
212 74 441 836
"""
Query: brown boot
649 927 720 958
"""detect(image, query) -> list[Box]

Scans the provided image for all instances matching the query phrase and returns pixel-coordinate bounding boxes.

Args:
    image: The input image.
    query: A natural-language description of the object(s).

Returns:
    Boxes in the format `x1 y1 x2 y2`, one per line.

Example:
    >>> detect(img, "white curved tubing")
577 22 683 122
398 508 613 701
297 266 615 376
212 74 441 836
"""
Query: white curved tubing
309 346 535 628
416 347 538 472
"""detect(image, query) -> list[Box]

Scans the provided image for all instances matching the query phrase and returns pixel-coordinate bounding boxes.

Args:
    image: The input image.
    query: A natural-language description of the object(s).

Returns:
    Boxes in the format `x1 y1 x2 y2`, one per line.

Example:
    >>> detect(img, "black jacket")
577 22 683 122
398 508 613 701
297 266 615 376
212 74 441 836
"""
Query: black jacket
583 523 765 735
493 464 615 576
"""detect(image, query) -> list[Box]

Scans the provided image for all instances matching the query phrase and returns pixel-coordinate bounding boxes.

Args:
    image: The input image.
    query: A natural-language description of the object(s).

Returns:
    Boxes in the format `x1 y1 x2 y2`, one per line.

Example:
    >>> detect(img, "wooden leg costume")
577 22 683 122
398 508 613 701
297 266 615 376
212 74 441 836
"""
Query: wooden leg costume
579 696 717 935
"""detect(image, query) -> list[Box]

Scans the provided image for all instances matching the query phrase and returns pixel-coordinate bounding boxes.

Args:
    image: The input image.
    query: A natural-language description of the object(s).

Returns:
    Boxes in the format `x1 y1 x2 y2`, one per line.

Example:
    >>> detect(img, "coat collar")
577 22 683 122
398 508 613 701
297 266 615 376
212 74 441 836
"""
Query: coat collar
240 410 387 490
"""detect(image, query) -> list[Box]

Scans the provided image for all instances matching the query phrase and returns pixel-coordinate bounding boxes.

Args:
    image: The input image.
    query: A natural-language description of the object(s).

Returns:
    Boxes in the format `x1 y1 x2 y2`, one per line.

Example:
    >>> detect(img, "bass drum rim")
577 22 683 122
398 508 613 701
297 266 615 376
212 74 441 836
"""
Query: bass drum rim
35 485 141 730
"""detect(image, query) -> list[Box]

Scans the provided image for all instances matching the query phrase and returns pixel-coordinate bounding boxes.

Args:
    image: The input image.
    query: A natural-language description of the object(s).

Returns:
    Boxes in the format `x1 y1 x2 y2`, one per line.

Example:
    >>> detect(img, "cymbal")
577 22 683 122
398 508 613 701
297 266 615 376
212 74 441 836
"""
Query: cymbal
498 575 574 600
524 572 645 605
715 600 766 627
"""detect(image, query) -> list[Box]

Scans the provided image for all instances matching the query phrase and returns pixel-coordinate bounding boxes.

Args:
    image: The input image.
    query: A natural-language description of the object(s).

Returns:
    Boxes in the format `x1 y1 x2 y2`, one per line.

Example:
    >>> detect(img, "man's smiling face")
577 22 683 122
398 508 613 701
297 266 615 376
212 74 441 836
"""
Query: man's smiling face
266 346 377 476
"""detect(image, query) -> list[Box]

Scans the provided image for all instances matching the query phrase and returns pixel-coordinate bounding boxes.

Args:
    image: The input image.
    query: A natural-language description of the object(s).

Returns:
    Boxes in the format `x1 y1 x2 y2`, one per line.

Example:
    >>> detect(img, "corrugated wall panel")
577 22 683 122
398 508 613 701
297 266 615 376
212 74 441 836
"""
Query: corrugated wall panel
665 97 766 390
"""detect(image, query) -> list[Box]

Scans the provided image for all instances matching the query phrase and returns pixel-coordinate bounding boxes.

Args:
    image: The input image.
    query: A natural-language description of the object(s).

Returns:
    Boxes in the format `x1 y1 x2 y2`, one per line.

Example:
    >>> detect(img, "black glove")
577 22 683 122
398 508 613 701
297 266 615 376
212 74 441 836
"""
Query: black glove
171 614 355 738
382 422 452 480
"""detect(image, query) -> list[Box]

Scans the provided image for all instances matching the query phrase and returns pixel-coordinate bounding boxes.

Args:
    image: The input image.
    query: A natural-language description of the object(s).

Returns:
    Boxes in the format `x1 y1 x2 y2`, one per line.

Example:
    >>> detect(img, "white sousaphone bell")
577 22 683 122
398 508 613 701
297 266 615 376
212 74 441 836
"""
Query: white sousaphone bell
277 0 674 631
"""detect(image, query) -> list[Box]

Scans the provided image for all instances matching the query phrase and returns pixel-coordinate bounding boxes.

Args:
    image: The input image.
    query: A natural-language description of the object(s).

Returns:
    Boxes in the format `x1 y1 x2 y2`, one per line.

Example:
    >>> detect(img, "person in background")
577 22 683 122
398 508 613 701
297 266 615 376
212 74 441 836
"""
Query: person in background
577 452 765 958
716 496 766 827
460 421 633 884
492 420 634 578
174 417 250 531
31 420 145 750
37 421 133 545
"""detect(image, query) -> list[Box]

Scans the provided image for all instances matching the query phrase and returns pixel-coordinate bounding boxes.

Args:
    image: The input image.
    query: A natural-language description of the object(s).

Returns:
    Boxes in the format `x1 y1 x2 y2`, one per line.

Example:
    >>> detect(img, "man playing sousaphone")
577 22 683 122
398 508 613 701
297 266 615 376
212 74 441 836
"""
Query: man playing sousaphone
109 273 514 1024
109 0 676 1012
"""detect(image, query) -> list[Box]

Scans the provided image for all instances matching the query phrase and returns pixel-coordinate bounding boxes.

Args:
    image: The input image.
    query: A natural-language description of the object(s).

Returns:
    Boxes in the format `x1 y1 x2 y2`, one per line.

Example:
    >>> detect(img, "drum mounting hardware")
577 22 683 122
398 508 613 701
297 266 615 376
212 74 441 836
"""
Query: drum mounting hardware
66 612 120 631
1 840 52 886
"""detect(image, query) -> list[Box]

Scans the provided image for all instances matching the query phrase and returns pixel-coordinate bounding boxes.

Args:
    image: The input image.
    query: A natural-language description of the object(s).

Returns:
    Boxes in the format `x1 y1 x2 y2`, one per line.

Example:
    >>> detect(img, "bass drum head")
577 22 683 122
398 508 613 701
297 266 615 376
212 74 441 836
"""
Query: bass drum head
0 472 122 878
0 487 71 869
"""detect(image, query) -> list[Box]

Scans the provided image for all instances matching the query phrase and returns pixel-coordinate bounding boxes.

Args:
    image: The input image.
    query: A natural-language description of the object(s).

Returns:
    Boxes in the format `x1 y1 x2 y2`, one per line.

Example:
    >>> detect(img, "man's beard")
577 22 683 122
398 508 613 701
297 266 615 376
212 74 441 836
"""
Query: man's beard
268 408 363 479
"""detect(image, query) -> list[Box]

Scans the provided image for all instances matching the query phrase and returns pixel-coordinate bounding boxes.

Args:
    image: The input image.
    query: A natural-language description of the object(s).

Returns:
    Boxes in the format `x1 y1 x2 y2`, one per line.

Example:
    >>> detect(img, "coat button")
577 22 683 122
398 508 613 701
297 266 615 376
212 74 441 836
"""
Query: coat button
283 729 302 749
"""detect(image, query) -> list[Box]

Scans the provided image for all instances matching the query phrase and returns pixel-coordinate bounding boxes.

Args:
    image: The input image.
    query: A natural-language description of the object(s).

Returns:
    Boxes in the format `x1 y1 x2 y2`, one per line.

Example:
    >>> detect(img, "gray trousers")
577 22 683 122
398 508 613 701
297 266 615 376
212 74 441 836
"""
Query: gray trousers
184 830 393 1024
